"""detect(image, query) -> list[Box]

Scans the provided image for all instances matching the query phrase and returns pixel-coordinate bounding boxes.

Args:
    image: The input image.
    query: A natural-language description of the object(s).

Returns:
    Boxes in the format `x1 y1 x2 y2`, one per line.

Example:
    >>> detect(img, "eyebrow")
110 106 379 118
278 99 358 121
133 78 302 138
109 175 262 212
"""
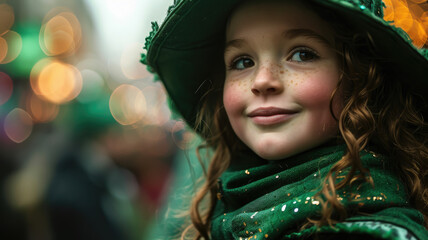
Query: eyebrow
282 28 332 46
224 39 247 54
224 28 333 54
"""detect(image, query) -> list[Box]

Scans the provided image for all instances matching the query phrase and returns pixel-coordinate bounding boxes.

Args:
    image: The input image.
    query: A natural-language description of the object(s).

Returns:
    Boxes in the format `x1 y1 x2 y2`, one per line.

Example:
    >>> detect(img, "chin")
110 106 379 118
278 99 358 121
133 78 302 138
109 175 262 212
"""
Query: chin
252 142 323 161
253 147 292 160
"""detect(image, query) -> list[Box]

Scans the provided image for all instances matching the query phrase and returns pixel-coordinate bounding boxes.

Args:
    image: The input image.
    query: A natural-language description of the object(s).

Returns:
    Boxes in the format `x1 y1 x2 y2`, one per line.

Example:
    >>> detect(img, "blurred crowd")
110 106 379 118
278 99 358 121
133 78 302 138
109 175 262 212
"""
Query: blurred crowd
0 0 195 239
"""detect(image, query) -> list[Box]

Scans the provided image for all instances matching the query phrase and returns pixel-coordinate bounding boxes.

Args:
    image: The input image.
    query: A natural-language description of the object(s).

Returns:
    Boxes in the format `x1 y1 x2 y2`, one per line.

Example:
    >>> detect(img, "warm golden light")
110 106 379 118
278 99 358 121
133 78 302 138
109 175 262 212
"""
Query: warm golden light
37 60 82 104
394 1 414 32
0 4 14 36
421 12 428 34
384 0 428 47
408 20 427 48
0 71 13 105
409 0 426 4
0 37 7 62
109 84 147 125
30 58 52 95
40 9 81 56
43 16 74 56
409 2 424 17
26 93 59 123
0 30 22 64
383 0 395 22
4 108 33 143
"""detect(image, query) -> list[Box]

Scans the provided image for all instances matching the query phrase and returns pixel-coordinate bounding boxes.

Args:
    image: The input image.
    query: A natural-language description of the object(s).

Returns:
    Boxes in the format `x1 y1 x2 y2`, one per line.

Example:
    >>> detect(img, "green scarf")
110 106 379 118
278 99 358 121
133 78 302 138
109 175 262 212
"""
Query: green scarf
211 145 428 239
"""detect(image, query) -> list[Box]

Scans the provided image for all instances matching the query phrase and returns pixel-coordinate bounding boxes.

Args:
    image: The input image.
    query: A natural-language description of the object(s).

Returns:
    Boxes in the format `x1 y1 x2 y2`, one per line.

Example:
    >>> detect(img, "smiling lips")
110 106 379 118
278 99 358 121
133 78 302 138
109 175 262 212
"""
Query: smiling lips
247 107 298 125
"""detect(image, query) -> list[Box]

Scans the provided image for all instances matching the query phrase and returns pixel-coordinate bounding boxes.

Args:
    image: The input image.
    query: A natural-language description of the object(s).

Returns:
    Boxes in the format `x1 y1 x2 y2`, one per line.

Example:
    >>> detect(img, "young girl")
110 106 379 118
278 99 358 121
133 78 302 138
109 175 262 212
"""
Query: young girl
142 0 428 239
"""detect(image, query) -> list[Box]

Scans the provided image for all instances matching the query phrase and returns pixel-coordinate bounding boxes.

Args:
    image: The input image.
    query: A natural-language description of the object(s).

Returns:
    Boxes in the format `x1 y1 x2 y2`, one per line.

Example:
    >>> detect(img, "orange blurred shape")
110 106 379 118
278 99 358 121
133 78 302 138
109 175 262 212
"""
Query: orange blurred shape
409 2 424 18
0 30 22 64
109 84 147 125
384 0 428 47
383 0 395 22
30 58 52 95
0 4 14 36
26 93 59 123
407 20 427 48
0 72 13 105
40 9 81 57
421 12 428 35
408 0 426 4
394 1 414 32
4 108 33 143
35 60 82 104
0 37 7 62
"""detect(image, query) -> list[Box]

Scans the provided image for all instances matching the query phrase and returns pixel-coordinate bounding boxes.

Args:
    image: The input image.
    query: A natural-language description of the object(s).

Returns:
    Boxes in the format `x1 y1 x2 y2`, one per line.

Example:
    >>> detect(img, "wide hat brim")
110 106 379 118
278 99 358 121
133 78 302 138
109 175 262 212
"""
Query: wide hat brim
144 0 428 128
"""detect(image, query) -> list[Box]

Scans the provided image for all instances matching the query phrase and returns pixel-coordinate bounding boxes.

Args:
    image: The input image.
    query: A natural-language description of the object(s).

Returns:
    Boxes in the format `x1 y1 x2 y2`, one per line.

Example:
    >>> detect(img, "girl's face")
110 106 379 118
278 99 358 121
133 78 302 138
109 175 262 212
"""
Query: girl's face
223 0 342 160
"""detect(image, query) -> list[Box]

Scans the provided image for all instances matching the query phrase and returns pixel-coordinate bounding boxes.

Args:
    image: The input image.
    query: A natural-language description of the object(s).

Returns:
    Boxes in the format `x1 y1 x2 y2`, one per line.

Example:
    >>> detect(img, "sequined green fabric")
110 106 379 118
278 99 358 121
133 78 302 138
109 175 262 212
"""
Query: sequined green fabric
211 145 428 239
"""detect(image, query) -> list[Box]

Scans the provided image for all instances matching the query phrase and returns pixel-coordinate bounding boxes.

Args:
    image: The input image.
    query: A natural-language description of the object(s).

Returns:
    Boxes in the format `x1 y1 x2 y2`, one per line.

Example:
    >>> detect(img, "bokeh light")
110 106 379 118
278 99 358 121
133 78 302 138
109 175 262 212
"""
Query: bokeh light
383 0 395 21
0 4 14 36
77 69 105 103
394 1 414 32
109 84 147 125
0 72 13 105
39 9 81 57
0 37 7 62
120 42 151 80
384 0 428 47
30 58 52 95
4 108 33 143
140 85 170 126
408 20 427 47
32 59 83 104
0 30 23 64
26 93 59 123
422 12 428 33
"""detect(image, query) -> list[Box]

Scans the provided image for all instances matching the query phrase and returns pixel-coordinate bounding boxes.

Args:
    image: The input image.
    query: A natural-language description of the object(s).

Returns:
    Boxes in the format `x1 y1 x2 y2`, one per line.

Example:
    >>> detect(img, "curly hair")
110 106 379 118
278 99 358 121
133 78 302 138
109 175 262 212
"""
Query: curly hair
307 9 428 228
182 6 428 240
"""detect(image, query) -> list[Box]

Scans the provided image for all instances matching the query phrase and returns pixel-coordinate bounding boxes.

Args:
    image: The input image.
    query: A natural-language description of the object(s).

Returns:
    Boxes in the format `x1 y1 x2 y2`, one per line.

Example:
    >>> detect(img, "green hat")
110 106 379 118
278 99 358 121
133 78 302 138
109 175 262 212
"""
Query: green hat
141 0 428 128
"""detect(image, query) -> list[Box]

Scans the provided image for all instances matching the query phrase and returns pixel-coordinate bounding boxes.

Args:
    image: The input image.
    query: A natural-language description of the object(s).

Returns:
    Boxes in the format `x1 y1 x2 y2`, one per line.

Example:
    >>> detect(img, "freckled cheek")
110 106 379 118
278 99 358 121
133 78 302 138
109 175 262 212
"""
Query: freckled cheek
292 73 339 107
223 82 245 116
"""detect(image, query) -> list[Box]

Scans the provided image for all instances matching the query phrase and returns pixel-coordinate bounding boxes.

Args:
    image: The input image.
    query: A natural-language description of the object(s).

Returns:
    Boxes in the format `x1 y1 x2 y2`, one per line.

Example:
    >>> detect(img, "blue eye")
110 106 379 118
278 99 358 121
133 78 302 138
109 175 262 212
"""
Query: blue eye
231 57 254 70
290 49 319 62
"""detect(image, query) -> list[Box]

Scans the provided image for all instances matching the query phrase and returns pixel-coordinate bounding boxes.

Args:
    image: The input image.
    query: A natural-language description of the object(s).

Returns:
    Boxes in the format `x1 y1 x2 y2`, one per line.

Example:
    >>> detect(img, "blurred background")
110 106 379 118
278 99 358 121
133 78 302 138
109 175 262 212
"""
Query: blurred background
0 0 199 239
0 0 427 240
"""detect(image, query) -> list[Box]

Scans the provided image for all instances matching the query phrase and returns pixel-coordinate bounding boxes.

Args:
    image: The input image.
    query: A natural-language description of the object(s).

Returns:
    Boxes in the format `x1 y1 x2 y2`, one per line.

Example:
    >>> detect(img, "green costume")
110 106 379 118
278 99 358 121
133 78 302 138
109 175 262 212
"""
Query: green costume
142 0 428 239
212 144 428 239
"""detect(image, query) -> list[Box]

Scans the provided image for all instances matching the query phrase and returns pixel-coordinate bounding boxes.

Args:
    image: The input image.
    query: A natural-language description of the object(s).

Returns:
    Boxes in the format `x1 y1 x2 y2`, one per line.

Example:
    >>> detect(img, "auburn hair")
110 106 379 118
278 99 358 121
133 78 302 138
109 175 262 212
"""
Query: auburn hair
181 8 428 240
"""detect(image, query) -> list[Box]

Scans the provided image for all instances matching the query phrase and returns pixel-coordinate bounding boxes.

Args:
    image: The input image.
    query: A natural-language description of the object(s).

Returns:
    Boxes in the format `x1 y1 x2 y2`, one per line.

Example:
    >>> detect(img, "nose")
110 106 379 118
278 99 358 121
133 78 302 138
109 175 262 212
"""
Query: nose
251 64 284 95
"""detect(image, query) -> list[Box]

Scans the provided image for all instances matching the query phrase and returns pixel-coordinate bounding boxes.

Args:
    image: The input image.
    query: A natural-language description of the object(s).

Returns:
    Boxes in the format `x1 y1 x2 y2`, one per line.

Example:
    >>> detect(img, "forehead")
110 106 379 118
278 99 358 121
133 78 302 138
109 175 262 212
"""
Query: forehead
226 0 334 41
